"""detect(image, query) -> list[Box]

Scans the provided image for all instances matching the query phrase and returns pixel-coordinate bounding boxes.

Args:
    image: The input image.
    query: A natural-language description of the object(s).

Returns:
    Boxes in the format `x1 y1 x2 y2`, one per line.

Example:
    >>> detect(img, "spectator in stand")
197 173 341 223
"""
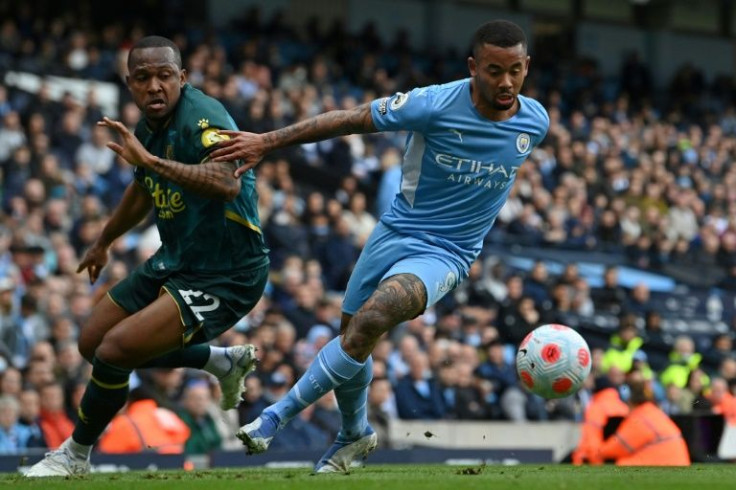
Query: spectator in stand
523 261 551 307
178 380 223 455
0 111 27 163
703 334 734 369
367 377 394 448
543 281 573 324
395 351 445 420
74 124 116 176
52 110 84 170
718 357 736 385
24 359 55 390
641 310 671 372
0 278 22 366
238 376 269 426
475 339 540 421
17 389 47 448
0 367 22 398
591 266 627 315
450 361 491 420
571 278 595 316
675 367 712 414
660 383 686 415
625 283 653 316
37 382 74 449
0 395 33 454
660 335 706 389
498 296 540 347
341 192 377 248
717 264 736 291
667 189 699 243
314 216 360 292
595 209 622 252
601 314 644 374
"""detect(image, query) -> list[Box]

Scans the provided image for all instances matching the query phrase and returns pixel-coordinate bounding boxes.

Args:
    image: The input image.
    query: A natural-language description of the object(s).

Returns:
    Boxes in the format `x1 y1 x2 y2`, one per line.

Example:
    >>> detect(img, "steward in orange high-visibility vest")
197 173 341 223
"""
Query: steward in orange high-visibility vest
709 377 736 426
597 378 690 466
572 375 630 465
98 396 190 454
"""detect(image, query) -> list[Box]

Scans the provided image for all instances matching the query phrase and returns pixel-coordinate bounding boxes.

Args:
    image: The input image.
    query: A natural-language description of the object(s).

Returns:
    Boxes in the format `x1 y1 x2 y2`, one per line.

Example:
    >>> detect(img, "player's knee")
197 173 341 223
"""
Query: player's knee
94 331 136 367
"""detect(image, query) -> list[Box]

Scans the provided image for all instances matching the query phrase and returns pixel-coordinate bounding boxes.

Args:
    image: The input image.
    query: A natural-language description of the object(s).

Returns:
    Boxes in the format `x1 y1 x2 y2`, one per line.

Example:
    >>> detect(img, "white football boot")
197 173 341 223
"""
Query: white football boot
314 426 378 474
24 441 90 478
217 344 258 410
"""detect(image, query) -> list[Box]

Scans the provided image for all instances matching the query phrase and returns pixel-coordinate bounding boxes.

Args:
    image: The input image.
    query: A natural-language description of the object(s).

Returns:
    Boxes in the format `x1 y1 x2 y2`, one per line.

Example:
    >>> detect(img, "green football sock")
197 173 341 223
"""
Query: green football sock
72 357 132 445
140 344 210 370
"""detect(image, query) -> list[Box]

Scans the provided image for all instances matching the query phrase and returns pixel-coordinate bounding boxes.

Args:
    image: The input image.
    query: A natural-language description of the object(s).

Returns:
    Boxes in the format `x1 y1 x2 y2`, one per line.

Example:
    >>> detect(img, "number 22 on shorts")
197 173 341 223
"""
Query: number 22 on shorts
178 289 221 322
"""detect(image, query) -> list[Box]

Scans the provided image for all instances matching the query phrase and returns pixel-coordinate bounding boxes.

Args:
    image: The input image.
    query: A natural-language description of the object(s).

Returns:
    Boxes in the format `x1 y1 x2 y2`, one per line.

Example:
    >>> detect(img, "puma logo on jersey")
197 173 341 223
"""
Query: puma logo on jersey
449 129 463 142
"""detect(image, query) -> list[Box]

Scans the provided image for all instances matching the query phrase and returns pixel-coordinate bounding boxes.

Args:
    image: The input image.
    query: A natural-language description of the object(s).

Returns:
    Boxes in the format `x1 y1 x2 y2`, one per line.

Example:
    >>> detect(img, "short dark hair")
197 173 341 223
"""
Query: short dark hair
471 20 527 56
128 35 182 70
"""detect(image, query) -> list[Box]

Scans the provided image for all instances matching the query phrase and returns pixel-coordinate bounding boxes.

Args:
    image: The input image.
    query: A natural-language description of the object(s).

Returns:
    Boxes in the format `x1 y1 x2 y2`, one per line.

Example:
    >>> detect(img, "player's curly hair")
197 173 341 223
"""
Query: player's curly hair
471 20 527 56
128 35 182 70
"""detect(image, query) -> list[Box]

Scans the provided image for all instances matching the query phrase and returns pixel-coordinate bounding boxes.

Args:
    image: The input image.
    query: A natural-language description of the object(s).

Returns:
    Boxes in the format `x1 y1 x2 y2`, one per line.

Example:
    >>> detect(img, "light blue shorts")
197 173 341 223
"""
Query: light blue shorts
342 222 468 315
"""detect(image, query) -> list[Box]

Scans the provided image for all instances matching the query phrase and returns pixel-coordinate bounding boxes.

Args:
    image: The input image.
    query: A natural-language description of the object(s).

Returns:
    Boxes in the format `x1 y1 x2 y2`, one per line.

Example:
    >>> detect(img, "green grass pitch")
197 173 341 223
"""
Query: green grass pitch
3 464 736 490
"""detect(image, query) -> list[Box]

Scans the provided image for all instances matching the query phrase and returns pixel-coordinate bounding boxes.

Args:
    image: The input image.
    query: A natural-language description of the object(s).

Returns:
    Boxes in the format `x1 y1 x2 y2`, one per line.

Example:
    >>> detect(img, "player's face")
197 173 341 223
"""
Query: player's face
468 43 529 115
126 47 186 124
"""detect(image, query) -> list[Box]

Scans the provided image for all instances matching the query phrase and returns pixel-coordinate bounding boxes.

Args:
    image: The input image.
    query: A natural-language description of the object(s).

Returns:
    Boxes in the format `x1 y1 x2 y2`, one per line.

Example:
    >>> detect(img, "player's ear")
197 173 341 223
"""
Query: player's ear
179 69 187 86
524 56 530 75
468 56 477 77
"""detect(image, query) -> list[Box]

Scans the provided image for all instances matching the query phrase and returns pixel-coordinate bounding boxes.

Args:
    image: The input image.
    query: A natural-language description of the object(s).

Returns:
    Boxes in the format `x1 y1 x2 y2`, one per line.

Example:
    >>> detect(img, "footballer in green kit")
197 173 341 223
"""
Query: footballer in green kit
26 35 268 478
117 80 269 342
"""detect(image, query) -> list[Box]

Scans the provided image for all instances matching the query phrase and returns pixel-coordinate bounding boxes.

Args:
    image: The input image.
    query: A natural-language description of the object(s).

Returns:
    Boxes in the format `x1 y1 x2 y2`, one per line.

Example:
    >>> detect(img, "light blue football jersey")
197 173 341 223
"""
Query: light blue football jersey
370 78 549 267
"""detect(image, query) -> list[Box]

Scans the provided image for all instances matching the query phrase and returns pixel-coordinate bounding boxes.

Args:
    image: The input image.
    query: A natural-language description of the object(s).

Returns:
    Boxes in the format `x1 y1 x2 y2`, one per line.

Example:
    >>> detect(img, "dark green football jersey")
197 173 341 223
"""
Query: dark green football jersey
133 84 268 272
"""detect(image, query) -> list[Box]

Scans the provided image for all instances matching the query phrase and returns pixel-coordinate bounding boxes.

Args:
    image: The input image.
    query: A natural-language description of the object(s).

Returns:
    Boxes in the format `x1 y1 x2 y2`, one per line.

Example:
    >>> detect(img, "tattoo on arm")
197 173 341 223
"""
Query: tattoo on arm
343 274 427 358
263 103 376 152
151 158 241 201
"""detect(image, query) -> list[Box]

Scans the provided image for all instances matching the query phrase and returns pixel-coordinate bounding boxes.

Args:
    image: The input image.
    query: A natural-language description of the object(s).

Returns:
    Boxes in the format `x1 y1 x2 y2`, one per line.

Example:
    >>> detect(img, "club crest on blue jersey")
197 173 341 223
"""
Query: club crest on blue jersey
516 133 531 154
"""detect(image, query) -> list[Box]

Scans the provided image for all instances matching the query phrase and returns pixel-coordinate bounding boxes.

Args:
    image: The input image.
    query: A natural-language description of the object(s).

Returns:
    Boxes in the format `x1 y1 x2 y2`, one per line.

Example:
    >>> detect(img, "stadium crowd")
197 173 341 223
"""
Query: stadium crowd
1 5 736 456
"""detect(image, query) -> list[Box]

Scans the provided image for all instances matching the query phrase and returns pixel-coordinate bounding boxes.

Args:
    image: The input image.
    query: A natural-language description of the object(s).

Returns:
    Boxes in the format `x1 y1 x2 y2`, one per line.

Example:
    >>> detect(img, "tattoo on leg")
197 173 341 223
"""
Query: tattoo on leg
344 274 427 359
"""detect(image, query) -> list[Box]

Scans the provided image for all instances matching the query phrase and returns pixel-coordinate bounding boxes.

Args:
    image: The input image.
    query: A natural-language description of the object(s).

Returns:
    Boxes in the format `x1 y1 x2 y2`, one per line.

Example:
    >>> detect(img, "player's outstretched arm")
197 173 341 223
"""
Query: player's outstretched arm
99 118 241 201
77 182 152 284
210 102 378 177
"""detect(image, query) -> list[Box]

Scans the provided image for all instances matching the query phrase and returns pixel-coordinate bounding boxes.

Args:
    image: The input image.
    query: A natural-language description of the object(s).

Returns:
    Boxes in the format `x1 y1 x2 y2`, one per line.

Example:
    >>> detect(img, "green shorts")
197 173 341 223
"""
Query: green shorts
108 259 269 346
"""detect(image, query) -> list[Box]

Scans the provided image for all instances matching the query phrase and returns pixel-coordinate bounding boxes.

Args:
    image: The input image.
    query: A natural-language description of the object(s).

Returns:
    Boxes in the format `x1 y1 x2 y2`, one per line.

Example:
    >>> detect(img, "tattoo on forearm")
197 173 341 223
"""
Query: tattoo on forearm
263 103 376 151
344 273 427 358
152 158 240 200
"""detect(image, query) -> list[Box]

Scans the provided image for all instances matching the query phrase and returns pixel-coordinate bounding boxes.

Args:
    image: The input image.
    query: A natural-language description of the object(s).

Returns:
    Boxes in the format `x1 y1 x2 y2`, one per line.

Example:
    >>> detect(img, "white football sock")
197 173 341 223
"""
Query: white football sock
203 346 231 377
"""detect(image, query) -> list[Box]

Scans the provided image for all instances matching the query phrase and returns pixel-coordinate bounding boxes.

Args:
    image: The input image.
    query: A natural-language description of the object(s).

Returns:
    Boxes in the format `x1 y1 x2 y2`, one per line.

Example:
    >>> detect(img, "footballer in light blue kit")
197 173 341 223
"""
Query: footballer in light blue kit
211 20 549 473
344 78 548 315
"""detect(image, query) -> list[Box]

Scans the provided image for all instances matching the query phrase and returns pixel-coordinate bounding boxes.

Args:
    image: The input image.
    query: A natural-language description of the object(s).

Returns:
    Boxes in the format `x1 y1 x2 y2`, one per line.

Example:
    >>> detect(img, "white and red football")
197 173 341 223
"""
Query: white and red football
515 324 592 399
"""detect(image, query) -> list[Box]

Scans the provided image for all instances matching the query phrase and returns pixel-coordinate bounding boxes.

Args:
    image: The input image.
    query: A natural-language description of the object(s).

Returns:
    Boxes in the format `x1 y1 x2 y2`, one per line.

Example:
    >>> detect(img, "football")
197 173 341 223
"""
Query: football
515 323 592 399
